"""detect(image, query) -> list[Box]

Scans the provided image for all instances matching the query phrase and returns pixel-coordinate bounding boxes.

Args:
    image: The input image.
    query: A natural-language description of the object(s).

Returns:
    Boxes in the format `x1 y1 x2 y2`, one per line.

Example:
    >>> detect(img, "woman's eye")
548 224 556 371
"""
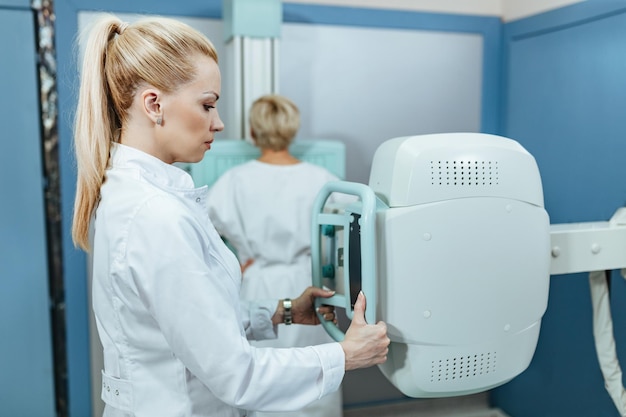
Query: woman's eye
204 105 215 111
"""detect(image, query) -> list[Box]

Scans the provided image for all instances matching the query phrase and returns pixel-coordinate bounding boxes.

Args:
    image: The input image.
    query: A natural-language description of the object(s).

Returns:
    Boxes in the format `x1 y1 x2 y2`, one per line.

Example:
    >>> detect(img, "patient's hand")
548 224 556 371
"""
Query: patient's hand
240 258 254 274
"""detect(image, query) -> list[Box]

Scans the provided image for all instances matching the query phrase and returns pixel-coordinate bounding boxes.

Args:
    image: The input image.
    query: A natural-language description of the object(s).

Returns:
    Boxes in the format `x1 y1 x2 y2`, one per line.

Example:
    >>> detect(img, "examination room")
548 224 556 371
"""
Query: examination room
4 0 626 416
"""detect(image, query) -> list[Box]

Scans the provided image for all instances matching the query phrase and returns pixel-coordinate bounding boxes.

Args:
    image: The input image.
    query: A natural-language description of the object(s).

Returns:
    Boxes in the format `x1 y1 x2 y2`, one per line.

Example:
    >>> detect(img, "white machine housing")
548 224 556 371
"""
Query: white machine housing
371 133 551 397
316 133 552 398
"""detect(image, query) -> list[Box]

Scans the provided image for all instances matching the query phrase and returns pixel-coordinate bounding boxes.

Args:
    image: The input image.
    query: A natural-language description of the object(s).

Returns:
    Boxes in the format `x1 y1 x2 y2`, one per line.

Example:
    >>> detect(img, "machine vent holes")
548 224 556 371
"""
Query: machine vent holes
430 160 499 186
430 352 497 383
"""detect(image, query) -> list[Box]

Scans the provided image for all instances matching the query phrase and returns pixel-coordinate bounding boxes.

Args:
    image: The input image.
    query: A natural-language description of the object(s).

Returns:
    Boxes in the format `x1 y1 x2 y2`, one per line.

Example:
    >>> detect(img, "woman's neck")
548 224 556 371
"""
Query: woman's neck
257 148 300 165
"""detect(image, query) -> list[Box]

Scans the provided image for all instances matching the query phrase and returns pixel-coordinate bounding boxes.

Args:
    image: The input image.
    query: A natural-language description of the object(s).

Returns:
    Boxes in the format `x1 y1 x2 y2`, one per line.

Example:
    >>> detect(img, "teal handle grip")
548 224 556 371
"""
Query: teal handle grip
311 181 378 342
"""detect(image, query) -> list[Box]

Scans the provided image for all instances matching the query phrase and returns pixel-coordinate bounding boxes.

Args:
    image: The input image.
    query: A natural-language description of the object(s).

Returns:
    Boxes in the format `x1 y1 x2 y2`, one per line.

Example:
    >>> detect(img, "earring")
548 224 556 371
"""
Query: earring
156 116 162 126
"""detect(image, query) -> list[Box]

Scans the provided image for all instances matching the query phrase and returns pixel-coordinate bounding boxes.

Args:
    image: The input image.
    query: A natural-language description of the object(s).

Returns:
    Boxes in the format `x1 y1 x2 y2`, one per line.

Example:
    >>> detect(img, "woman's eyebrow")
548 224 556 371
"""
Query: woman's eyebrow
202 91 220 101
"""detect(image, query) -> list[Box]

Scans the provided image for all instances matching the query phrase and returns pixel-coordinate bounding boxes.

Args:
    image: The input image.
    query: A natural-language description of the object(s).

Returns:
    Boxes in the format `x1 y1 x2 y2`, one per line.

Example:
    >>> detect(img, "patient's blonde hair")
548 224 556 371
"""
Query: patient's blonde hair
72 14 218 251
249 94 300 151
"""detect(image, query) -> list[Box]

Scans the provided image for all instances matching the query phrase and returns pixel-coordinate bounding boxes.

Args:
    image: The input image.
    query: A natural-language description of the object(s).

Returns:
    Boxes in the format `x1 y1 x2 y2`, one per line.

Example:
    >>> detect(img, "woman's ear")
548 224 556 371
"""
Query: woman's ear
141 88 162 125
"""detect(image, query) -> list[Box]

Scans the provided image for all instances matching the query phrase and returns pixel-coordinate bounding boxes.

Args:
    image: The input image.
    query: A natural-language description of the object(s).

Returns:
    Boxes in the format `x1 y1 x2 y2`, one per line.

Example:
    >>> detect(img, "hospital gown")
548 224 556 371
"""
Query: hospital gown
207 160 349 417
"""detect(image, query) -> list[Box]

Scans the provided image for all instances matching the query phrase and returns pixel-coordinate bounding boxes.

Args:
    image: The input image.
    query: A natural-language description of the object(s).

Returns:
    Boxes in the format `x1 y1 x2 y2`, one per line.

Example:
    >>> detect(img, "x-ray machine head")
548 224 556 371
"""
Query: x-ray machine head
312 133 551 398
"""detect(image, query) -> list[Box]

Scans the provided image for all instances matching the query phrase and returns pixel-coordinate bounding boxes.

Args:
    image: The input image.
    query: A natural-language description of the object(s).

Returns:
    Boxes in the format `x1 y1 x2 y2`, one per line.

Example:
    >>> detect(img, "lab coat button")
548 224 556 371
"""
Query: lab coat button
196 197 201 203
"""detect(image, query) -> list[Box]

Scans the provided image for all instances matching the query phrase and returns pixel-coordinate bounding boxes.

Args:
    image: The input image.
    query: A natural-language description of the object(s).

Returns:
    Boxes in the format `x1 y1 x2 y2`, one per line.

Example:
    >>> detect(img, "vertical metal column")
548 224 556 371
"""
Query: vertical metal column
222 0 282 138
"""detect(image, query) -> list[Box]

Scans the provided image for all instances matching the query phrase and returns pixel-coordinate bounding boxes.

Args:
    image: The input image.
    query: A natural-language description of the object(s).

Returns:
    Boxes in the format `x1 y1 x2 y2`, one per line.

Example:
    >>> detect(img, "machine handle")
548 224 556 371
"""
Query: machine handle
311 181 378 341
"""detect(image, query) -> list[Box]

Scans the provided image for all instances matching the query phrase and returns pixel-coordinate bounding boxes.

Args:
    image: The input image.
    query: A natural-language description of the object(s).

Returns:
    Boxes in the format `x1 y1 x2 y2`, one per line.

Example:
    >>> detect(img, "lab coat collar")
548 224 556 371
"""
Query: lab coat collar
109 143 209 208
110 143 195 189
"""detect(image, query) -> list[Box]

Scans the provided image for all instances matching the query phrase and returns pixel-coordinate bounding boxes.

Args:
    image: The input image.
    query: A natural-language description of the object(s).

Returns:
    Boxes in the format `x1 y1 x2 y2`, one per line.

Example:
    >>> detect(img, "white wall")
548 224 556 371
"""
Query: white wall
279 22 483 183
286 0 502 17
502 0 585 21
285 0 586 22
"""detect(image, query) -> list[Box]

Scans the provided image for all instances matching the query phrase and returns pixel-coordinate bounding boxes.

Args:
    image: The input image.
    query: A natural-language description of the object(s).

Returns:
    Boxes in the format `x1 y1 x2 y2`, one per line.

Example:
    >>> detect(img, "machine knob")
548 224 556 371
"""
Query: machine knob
322 224 335 237
322 264 335 279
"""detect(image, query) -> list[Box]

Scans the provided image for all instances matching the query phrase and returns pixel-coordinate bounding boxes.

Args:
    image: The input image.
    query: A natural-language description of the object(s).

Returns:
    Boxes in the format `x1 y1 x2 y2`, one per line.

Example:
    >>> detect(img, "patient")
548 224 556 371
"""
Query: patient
207 94 346 417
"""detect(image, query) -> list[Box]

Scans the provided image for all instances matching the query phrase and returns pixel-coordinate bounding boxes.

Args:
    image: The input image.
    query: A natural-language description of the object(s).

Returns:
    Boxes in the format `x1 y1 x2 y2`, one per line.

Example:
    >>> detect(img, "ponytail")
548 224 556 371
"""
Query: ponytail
72 15 125 251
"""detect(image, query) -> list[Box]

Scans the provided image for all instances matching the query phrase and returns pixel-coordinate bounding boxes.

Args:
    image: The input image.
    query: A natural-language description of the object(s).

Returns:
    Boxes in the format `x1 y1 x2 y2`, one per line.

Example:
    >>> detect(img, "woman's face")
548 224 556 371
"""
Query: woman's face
156 55 224 164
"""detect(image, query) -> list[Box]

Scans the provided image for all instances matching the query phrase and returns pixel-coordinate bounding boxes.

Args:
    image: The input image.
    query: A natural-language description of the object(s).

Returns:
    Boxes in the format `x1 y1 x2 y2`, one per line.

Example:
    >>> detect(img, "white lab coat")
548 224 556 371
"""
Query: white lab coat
207 160 351 417
91 144 344 417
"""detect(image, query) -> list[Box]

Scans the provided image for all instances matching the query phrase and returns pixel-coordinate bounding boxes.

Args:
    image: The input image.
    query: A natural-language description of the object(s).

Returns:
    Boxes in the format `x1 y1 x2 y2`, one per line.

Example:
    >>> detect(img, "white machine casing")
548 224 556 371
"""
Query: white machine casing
368 133 551 397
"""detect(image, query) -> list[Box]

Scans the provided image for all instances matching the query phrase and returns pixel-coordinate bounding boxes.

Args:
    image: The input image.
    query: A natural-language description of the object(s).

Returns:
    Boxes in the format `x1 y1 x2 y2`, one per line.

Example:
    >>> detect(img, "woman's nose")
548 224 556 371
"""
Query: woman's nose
213 110 225 132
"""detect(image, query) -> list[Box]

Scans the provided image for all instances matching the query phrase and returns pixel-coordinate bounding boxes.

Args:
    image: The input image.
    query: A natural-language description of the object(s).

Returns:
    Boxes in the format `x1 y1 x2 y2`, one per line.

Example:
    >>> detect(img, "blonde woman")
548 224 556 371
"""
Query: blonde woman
207 95 354 417
72 14 389 417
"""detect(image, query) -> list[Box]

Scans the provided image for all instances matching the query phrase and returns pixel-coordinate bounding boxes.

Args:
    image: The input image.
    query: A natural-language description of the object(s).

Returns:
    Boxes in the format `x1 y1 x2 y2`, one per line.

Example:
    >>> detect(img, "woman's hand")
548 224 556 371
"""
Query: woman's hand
271 286 336 325
340 291 390 370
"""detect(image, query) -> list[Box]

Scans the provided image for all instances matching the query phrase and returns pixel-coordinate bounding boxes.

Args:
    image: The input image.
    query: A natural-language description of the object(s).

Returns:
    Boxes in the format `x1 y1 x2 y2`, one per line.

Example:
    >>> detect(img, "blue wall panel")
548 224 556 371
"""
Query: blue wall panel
494 3 626 417
0 0 29 8
0 7 56 417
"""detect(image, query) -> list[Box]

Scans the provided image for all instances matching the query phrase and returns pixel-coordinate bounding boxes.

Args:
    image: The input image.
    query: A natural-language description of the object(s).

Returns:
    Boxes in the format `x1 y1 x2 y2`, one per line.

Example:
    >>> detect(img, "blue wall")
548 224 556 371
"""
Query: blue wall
492 2 626 416
0 3 56 416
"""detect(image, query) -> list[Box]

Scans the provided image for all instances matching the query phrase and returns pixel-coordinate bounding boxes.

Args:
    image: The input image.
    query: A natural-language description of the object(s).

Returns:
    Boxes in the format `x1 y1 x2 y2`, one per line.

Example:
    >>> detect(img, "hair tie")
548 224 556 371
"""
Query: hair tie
117 22 129 35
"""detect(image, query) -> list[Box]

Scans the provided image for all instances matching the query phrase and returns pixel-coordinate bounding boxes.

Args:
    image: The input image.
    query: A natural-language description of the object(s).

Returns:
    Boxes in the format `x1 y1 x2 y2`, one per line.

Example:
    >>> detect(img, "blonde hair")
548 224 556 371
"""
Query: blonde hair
72 14 218 251
249 94 300 151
